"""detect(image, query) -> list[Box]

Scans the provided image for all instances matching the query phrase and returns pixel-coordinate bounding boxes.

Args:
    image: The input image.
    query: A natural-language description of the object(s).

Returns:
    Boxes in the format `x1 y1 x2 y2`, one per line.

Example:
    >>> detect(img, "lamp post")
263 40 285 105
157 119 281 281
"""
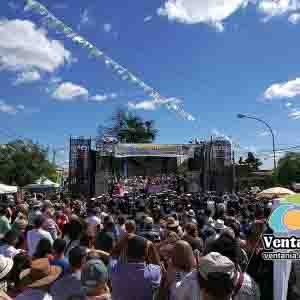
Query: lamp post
237 114 276 170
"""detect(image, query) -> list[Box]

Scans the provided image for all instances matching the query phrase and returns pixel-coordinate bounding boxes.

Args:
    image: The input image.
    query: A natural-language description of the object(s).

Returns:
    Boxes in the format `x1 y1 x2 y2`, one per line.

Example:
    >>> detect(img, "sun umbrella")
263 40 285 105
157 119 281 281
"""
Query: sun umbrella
257 187 295 199
283 194 300 205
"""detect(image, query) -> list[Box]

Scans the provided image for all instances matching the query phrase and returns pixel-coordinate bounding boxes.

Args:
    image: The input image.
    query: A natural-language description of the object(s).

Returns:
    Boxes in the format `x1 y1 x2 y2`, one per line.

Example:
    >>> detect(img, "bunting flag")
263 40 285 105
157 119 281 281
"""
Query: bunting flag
22 0 195 121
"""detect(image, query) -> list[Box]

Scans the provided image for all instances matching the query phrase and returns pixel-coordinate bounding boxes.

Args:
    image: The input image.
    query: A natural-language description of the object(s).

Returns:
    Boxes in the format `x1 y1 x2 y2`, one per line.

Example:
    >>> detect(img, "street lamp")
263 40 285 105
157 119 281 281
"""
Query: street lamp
237 114 277 170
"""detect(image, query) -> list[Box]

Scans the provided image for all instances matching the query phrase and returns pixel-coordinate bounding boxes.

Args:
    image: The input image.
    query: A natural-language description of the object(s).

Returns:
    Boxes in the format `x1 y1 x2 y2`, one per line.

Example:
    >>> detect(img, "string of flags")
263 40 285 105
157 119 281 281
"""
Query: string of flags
22 0 195 121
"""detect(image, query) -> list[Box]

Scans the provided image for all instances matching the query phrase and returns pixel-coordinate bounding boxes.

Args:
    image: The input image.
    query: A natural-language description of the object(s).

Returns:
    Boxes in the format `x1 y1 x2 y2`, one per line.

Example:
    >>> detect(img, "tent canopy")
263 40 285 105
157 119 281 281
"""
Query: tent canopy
257 187 295 199
25 177 59 189
35 177 59 187
0 183 18 194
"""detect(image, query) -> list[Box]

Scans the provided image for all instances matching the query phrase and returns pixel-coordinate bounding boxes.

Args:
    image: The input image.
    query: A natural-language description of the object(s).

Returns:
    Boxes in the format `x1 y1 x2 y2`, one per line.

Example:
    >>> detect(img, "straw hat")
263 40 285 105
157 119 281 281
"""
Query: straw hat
166 217 179 229
19 258 62 288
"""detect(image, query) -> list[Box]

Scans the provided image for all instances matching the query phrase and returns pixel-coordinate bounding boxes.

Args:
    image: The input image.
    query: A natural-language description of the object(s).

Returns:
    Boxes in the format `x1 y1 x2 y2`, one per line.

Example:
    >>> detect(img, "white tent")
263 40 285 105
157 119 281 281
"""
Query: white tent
25 177 60 189
35 178 59 188
0 183 18 194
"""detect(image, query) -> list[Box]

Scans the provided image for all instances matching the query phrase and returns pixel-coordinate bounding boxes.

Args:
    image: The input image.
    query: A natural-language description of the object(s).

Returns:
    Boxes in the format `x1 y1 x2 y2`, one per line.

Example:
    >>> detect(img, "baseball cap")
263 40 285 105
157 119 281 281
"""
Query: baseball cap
81 259 108 292
198 252 236 280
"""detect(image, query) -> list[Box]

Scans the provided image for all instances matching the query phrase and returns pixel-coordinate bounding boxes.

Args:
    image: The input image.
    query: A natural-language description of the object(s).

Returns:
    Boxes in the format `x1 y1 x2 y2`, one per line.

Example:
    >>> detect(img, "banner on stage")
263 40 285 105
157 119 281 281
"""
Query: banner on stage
114 144 195 158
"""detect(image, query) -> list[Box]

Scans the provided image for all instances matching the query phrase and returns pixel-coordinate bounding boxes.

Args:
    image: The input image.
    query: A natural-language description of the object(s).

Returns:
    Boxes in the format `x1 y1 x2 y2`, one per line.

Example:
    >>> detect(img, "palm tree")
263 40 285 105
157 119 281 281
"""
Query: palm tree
100 109 158 143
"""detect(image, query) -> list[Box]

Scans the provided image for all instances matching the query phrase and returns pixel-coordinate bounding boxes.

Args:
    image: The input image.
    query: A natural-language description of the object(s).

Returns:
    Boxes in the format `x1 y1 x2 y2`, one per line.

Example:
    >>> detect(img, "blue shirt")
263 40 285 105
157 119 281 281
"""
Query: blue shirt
111 261 161 300
50 258 70 277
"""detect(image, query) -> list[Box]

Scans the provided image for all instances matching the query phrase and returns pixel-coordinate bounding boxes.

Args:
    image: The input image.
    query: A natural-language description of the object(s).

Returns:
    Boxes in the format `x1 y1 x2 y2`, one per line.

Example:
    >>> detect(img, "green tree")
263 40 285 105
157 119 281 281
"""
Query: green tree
98 109 158 143
275 152 300 186
245 152 263 171
0 139 57 187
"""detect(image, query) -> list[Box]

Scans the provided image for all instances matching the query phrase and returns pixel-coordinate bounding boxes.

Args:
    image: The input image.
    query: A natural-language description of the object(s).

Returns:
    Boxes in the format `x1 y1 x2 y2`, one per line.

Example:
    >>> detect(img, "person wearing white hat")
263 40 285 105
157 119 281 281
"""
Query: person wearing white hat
212 219 226 232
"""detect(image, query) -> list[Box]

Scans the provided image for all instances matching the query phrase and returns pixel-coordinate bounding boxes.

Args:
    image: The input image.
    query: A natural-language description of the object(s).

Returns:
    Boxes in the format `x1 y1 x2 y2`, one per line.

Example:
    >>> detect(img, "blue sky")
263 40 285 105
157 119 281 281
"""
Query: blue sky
1 0 300 168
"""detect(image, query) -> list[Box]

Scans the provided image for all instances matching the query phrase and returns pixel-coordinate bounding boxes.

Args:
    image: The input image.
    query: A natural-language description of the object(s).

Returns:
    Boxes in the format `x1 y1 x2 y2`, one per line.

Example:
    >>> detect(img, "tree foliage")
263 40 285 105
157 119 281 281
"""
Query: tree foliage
239 152 263 171
0 139 57 187
275 152 300 186
98 109 158 143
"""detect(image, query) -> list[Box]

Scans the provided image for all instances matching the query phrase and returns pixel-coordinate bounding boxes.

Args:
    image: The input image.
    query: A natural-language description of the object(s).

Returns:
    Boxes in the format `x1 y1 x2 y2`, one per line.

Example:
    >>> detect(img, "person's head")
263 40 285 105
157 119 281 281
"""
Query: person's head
166 217 179 233
125 220 136 234
81 259 109 297
34 238 52 259
166 231 180 243
185 223 198 238
67 218 84 241
34 215 45 229
44 207 55 219
103 216 115 231
198 252 236 300
118 215 126 226
69 246 87 271
53 239 67 257
3 230 19 247
127 236 148 262
171 240 195 272
209 233 242 267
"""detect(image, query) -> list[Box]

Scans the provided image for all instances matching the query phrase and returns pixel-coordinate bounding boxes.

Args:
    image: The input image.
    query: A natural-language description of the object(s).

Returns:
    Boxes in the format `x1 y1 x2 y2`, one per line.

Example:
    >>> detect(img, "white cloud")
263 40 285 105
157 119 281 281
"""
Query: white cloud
264 78 300 99
258 130 277 137
110 93 118 99
14 70 41 85
128 97 182 111
288 108 300 119
51 81 117 103
258 0 300 20
258 130 270 137
90 95 108 102
128 100 157 111
103 23 112 33
90 93 117 102
0 100 25 115
50 77 62 84
52 82 89 101
157 0 248 30
0 19 72 74
211 129 234 144
285 102 293 107
288 12 300 23
144 16 153 22
16 104 25 110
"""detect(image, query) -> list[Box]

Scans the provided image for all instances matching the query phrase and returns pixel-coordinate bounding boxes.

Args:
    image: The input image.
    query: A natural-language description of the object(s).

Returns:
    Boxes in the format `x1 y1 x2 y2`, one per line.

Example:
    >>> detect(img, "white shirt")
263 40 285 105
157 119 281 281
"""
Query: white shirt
26 228 53 257
0 243 21 258
173 270 260 300
86 215 101 227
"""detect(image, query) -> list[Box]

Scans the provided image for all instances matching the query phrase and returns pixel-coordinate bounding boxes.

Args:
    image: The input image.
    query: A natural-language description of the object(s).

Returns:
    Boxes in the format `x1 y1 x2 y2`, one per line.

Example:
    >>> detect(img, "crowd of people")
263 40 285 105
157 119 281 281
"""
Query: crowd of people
0 184 279 300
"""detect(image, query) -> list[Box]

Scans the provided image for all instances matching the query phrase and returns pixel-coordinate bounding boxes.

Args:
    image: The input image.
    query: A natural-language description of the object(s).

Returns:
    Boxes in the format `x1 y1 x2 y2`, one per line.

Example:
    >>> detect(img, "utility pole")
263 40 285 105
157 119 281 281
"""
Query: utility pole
232 150 236 193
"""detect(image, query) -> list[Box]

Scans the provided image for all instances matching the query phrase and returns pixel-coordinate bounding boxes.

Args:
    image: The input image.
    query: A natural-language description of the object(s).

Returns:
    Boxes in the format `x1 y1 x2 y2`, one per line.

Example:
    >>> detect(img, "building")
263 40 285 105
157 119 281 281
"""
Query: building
68 137 96 197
